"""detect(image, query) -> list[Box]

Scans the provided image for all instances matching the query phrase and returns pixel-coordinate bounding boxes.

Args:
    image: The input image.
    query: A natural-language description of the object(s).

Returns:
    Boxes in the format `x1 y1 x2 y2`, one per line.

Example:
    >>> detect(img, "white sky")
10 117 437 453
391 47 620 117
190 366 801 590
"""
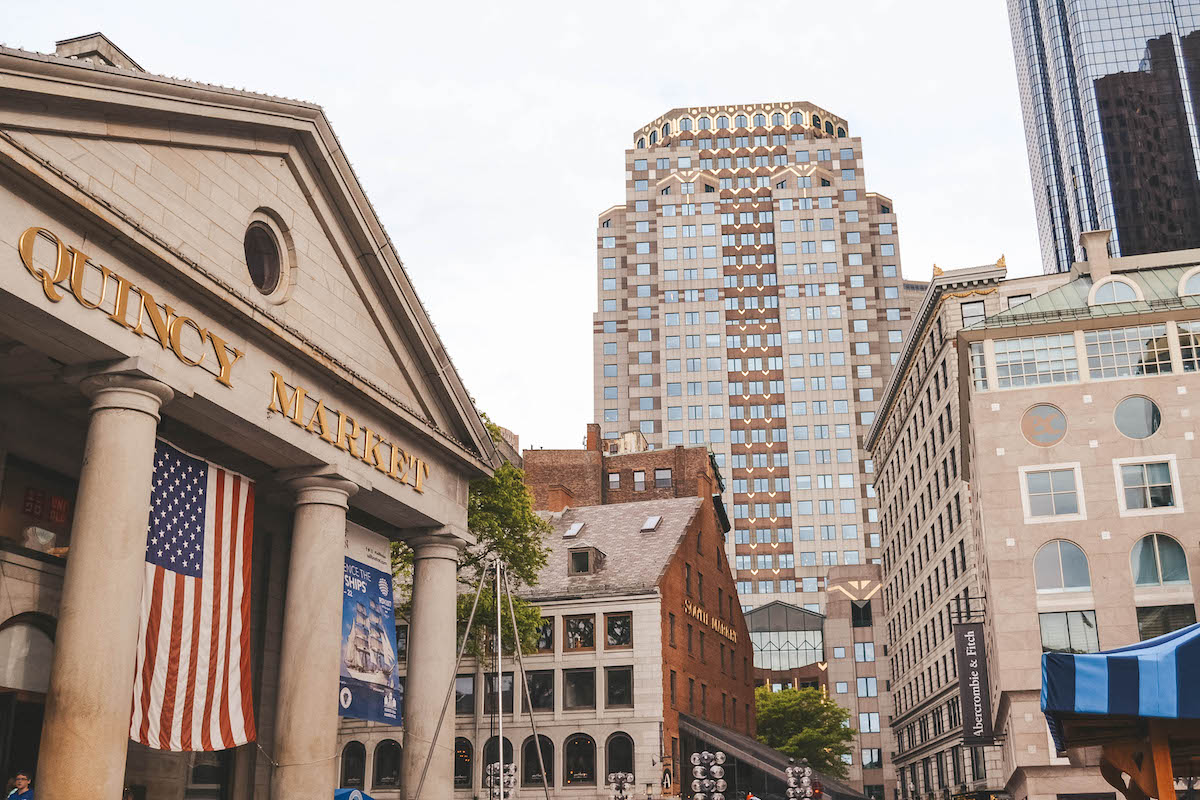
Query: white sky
9 1 1043 450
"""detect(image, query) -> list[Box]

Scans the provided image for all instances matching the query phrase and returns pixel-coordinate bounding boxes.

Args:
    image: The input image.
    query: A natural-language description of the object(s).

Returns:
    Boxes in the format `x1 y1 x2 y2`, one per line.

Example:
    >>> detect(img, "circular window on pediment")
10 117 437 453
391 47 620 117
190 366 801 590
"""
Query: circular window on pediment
1022 404 1067 447
244 222 281 295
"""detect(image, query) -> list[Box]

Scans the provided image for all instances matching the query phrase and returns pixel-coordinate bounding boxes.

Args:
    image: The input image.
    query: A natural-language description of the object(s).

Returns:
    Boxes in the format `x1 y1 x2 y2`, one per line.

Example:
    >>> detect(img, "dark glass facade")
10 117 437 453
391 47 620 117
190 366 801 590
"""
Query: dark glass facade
1008 0 1200 272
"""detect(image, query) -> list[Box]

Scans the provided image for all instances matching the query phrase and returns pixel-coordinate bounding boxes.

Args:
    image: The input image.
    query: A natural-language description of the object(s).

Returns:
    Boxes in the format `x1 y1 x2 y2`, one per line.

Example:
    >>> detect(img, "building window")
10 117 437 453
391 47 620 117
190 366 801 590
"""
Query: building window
606 666 634 707
484 672 514 714
1114 396 1161 439
1136 604 1198 640
244 222 283 295
862 748 883 770
1179 320 1200 371
1117 460 1177 512
1084 325 1171 378
373 740 402 788
606 612 633 648
563 668 597 710
960 301 985 328
608 472 620 490
524 669 554 712
522 735 554 787
858 712 880 733
1022 466 1082 519
969 341 988 390
1131 533 1190 586
851 600 872 627
455 674 475 715
1021 404 1067 447
569 549 595 575
855 642 875 662
454 738 473 788
655 468 673 488
536 617 554 653
1091 278 1139 304
669 613 676 647
857 677 878 697
994 333 1078 387
1033 540 1091 592
483 737 514 772
564 734 597 785
564 615 595 650
340 741 365 788
633 471 646 491
1039 610 1099 653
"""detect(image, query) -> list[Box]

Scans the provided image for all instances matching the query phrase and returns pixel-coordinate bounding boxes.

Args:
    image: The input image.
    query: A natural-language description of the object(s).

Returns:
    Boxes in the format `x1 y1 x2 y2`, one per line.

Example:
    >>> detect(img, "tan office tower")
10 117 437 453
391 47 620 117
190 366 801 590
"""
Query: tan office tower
592 104 922 798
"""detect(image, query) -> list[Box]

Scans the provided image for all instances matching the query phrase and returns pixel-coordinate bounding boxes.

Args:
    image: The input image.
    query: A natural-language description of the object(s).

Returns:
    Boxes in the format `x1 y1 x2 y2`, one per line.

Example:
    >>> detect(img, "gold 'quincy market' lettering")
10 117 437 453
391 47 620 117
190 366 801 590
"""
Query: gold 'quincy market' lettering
268 371 430 493
683 598 738 644
17 226 245 387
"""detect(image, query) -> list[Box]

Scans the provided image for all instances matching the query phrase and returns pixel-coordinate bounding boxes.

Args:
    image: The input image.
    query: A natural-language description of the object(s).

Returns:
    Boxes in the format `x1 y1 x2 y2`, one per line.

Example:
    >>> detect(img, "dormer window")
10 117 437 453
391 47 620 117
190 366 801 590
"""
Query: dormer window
568 547 603 575
1091 277 1139 305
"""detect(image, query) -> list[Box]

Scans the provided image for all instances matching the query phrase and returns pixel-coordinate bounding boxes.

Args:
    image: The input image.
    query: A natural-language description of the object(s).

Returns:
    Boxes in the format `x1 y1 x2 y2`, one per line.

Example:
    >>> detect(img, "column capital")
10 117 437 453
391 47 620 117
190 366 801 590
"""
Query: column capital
283 475 359 509
79 373 173 419
407 531 467 561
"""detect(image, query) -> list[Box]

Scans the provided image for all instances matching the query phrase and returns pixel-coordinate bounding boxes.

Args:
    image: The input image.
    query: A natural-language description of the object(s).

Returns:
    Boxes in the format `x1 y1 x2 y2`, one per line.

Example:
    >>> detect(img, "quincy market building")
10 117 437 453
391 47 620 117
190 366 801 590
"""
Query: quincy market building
0 34 497 799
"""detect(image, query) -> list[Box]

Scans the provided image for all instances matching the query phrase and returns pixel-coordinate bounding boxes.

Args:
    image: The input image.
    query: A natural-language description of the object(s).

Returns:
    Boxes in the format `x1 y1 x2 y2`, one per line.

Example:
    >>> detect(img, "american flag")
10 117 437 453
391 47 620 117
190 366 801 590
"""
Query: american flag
130 440 256 750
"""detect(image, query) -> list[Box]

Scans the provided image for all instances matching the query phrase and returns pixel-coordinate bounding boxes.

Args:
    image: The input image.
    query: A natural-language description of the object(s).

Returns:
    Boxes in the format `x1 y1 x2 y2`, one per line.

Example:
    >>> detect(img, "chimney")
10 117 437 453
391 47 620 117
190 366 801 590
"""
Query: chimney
546 484 574 513
55 33 144 71
1079 230 1113 281
585 423 601 452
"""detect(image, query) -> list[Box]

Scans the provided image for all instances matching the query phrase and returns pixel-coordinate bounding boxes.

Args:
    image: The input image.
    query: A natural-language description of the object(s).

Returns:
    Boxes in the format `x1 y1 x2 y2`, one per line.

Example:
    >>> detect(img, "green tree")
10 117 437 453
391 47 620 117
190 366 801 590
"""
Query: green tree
393 417 551 659
755 686 856 778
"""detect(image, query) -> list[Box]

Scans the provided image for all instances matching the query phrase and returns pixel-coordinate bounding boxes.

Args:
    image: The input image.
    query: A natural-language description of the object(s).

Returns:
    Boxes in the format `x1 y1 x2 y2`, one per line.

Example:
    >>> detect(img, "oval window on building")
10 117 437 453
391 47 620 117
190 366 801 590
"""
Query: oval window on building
1021 404 1067 447
244 222 282 295
1115 396 1161 439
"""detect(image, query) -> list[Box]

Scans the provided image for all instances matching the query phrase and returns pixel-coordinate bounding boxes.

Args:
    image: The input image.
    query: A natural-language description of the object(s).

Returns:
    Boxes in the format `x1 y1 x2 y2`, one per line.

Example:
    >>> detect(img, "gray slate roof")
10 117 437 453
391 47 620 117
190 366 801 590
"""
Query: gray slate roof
526 497 704 601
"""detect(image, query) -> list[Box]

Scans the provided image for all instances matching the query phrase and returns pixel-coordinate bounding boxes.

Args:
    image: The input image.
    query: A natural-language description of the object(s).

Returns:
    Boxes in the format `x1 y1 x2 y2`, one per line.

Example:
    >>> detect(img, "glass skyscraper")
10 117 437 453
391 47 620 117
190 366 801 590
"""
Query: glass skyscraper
1008 0 1200 272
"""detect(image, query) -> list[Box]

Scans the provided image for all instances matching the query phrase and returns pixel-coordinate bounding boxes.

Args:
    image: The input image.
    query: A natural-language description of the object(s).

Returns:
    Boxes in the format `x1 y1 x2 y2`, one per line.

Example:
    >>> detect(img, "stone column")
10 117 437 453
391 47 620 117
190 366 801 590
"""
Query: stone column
400 533 464 799
36 374 173 800
270 476 358 799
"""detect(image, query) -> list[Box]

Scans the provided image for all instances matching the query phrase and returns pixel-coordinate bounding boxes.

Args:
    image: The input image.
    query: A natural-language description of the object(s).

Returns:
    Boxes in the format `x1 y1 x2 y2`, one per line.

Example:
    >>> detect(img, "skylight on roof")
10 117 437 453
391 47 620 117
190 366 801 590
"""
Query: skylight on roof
564 522 585 538
641 515 662 532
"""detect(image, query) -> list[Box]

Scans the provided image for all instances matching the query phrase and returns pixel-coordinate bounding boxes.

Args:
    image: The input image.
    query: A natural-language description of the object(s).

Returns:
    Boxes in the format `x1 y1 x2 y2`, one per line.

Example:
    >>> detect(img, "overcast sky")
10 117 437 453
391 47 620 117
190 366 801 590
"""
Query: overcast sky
10 1 1043 450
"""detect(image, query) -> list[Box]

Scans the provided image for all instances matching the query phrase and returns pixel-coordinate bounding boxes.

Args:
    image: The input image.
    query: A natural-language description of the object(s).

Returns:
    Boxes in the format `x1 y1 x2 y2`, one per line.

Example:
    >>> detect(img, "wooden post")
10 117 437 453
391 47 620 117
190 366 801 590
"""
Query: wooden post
1149 720 1175 800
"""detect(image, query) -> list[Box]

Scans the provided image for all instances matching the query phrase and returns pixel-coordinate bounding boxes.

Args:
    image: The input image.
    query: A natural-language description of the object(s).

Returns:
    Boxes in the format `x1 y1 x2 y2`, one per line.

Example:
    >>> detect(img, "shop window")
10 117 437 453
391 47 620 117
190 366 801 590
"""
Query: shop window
454 738 473 788
564 733 597 785
340 741 365 788
373 739 402 788
564 668 596 710
605 612 632 648
606 732 635 778
522 735 554 787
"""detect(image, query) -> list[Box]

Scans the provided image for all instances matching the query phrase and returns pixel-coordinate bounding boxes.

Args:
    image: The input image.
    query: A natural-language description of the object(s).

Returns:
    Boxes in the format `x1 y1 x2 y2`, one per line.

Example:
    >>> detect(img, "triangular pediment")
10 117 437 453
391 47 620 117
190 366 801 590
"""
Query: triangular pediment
0 48 498 472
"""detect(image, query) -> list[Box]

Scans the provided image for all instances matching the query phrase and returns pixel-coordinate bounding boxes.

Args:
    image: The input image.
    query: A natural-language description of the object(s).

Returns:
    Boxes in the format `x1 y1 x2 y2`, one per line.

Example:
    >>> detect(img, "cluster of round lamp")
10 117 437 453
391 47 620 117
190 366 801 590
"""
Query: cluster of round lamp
690 750 728 800
608 770 635 799
484 761 516 799
786 760 821 799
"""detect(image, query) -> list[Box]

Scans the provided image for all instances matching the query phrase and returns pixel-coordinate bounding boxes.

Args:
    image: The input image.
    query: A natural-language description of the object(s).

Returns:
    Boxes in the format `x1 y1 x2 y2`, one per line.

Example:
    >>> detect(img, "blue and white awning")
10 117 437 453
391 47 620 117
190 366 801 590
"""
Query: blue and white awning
1042 622 1200 750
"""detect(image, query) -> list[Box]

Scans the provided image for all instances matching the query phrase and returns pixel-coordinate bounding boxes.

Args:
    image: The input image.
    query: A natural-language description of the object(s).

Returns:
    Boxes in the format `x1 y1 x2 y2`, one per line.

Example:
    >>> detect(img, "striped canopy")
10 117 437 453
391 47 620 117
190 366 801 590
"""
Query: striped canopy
1042 623 1200 750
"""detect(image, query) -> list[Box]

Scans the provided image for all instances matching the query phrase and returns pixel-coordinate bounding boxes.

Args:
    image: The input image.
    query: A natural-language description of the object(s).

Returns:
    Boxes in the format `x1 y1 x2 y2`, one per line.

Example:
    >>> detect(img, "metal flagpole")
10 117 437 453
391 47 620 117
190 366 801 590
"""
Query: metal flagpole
412 561 488 800
496 557 504 799
500 563 552 800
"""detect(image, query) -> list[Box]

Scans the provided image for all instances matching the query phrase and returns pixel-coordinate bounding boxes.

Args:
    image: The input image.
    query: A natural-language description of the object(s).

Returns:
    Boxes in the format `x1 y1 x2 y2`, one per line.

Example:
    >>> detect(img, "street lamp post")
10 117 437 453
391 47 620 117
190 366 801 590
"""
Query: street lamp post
609 770 636 800
689 749 727 800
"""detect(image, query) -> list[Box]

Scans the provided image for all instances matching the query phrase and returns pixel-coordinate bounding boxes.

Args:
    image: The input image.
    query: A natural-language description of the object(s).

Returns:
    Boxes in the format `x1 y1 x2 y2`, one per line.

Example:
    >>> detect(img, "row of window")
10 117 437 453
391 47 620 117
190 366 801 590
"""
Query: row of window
633 147 857 171
1039 604 1197 653
530 612 632 653
635 111 846 147
1020 455 1183 525
1034 533 1191 591
454 665 634 715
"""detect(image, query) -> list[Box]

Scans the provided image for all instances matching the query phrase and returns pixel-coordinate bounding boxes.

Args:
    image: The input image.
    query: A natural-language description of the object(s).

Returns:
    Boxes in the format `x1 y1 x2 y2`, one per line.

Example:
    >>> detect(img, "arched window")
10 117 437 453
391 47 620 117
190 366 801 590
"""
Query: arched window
454 737 473 789
340 741 365 788
1180 268 1200 295
522 735 554 787
811 114 821 128
680 118 693 131
699 117 711 130
837 127 846 137
649 131 657 145
735 114 748 127
662 122 671 137
717 116 729 129
637 137 645 149
1034 540 1091 592
825 121 834 134
791 112 803 125
1131 534 1190 586
483 736 513 770
753 113 766 126
606 732 634 779
0 613 55 693
563 733 596 785
773 113 785 125
1091 278 1138 304
373 739 402 788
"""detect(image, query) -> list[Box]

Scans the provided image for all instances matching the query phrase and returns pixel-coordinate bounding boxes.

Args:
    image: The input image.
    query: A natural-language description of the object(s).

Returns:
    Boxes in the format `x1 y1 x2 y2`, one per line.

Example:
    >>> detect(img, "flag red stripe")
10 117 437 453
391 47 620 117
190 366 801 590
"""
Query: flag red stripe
217 477 240 748
200 469 226 752
138 566 165 745
158 571 187 748
239 485 257 740
181 566 203 751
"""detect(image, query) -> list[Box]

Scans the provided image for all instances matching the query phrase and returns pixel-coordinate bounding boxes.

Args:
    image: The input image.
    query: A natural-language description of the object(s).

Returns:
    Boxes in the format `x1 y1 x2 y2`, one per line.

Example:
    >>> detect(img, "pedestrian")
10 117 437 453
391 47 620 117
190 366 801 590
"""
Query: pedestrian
6 771 32 799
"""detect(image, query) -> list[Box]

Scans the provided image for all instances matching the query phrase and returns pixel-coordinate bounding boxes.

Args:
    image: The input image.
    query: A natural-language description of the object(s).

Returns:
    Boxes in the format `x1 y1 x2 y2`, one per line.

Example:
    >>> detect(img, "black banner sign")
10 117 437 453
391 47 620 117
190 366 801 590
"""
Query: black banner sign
954 622 994 745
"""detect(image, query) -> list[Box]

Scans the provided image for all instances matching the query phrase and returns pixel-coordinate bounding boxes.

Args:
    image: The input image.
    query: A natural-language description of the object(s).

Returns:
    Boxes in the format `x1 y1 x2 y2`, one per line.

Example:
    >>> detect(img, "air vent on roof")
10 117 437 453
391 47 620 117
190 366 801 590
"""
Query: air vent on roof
564 522 585 538
641 515 662 532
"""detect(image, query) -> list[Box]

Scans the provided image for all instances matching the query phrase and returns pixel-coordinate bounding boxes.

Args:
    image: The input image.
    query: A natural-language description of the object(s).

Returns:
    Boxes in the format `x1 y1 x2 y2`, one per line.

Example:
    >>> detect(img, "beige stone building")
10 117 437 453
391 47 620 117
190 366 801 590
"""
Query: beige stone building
869 233 1200 800
0 34 498 799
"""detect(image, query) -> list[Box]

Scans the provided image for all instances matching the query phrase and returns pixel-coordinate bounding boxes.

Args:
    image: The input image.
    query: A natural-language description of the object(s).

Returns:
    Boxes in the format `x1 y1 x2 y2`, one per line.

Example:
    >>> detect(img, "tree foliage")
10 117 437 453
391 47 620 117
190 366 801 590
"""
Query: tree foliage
755 686 856 778
393 416 551 659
